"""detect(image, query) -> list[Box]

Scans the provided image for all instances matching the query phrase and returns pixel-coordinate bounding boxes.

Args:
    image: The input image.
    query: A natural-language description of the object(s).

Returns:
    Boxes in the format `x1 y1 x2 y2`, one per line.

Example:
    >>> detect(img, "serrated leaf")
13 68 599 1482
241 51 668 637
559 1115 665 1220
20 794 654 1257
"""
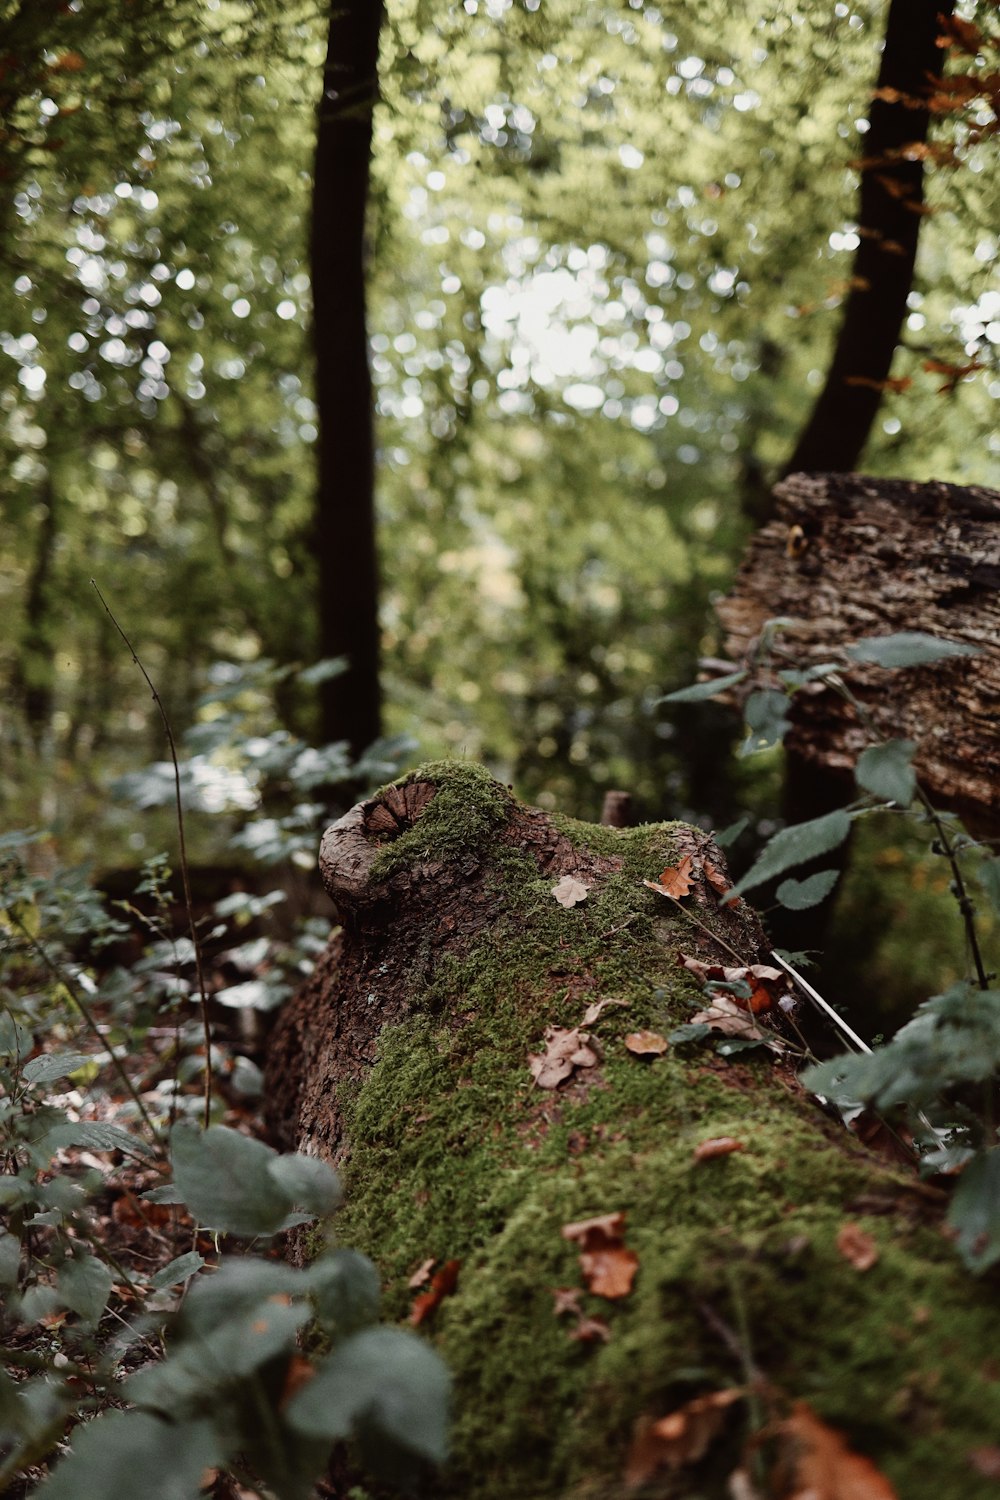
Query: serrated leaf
726 810 853 901
287 1326 450 1466
776 869 840 911
42 1121 153 1157
658 669 747 704
846 632 978 669
947 1148 1000 1273
855 739 916 805
35 1411 220 1500
22 1052 92 1085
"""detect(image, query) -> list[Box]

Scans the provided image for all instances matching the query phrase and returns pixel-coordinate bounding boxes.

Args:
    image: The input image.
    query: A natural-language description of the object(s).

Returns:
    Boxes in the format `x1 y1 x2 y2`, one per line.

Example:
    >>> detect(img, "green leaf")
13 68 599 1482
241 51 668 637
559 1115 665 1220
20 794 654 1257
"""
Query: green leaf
775 869 840 911
42 1121 153 1157
287 1326 450 1465
307 1249 381 1334
947 1148 1000 1274
712 814 750 849
846 632 978 669
22 1053 92 1085
854 739 917 806
715 1038 766 1056
150 1251 205 1291
268 1152 342 1218
978 856 1000 918
740 689 791 753
667 1023 711 1046
142 1183 186 1205
297 656 348 686
726 810 854 901
57 1253 113 1327
0 1231 20 1287
657 669 747 703
0 1011 32 1061
35 1411 221 1500
171 1122 301 1236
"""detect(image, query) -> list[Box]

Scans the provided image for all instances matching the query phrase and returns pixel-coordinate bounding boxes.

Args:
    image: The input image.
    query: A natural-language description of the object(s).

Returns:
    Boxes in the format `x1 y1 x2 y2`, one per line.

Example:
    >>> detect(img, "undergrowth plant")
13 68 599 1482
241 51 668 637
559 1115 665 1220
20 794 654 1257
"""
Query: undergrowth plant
662 626 1000 1271
1 638 433 1497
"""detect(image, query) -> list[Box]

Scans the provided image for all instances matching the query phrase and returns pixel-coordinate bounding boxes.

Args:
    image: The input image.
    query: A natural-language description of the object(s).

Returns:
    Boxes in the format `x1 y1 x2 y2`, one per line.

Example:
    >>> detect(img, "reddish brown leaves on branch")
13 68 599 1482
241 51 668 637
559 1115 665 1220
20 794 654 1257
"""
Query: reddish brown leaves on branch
410 1258 460 1325
561 1212 638 1300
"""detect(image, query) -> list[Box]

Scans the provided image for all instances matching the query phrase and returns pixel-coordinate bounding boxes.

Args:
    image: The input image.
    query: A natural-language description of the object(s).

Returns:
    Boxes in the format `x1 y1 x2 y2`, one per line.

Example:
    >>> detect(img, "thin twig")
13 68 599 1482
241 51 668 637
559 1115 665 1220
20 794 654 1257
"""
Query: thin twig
91 581 213 1126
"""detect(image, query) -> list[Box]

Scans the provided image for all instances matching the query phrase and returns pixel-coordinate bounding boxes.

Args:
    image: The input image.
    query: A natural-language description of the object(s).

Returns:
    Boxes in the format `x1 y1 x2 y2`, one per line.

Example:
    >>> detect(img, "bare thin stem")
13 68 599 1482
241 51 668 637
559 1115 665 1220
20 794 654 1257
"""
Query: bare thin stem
91 581 214 1126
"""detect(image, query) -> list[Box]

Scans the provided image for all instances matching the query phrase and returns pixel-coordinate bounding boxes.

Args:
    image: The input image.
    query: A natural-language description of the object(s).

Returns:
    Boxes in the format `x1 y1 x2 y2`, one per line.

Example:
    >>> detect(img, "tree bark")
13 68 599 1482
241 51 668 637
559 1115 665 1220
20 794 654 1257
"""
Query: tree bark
310 0 383 755
716 471 1000 836
266 761 1000 1500
784 0 954 477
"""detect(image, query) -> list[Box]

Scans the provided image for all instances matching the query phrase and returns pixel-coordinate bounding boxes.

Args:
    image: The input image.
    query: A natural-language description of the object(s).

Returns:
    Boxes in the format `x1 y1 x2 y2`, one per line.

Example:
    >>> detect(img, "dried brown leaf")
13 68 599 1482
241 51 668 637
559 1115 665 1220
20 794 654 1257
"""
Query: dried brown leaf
625 1388 744 1487
776 1402 898 1498
409 1258 461 1326
568 1315 612 1343
690 996 763 1039
552 875 589 908
693 1136 745 1163
836 1222 880 1272
562 1211 638 1300
581 996 630 1025
528 1026 601 1088
703 861 732 896
624 1029 668 1057
407 1256 436 1290
551 1286 584 1318
655 856 695 898
969 1447 1000 1479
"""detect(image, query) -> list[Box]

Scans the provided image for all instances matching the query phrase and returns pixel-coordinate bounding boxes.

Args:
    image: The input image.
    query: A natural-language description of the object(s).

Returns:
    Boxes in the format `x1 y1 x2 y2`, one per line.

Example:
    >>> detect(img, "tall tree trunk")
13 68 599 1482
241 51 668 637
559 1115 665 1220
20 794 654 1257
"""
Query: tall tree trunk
310 0 384 756
16 466 58 744
784 0 954 476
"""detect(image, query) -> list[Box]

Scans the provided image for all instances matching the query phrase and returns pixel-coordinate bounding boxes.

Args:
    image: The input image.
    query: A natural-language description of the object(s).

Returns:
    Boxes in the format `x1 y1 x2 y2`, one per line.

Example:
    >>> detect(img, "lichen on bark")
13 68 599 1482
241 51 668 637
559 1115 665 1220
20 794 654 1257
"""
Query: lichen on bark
266 761 1000 1499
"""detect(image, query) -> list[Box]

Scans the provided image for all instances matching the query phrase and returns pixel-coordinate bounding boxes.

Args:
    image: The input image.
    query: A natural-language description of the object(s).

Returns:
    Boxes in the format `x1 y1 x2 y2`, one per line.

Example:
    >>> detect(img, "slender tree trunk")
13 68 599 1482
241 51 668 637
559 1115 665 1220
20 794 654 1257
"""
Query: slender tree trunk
17 467 58 743
784 0 954 475
310 0 384 755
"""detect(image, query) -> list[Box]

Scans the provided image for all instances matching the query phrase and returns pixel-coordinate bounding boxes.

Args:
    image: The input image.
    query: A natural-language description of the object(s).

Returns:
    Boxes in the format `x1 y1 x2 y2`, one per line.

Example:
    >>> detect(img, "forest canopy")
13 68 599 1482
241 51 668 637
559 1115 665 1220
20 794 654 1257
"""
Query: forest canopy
3 0 998 846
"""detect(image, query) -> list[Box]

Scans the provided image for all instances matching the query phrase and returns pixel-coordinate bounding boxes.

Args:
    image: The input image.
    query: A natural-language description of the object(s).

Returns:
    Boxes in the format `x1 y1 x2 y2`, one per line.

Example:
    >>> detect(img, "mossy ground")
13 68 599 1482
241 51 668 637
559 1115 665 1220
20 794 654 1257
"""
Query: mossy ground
329 764 1000 1498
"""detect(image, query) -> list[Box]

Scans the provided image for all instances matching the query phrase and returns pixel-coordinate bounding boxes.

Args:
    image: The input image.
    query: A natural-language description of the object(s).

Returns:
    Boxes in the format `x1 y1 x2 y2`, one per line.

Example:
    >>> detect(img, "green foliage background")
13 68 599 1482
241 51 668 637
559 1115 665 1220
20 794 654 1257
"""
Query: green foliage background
1 0 998 849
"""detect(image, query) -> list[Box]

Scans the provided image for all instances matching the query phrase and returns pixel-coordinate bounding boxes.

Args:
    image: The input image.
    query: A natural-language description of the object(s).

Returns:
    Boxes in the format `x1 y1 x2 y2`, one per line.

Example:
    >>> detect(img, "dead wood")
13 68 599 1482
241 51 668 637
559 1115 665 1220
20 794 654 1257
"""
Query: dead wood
716 471 1000 834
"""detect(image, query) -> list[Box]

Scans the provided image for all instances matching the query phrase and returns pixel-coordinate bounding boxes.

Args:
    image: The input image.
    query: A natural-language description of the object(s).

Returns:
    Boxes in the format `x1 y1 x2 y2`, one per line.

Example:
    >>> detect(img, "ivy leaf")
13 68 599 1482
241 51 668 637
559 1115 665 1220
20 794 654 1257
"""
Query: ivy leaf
846 632 978 669
725 810 854 902
854 740 916 805
775 870 840 911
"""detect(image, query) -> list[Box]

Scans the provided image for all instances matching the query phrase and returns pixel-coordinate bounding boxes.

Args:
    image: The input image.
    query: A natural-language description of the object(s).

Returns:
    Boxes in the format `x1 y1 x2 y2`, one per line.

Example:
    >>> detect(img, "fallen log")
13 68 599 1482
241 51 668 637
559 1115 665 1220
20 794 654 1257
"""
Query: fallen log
266 761 1000 1499
715 471 1000 835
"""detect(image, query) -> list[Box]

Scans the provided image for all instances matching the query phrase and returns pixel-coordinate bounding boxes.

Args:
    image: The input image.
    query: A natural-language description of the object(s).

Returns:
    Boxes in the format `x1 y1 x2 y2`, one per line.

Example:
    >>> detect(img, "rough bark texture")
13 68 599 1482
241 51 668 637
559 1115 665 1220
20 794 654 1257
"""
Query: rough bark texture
784 0 954 479
716 472 1000 836
267 761 1000 1500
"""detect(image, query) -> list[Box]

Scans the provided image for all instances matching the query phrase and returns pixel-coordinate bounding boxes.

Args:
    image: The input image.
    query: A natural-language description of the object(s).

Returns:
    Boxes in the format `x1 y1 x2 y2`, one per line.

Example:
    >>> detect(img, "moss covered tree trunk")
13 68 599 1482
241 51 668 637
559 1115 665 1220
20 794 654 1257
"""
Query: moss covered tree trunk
266 762 1000 1500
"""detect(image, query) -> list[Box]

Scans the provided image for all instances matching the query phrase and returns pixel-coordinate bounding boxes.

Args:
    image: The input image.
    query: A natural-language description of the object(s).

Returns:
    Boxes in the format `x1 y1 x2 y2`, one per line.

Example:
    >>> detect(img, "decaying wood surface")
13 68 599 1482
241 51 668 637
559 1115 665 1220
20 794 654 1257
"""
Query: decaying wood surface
716 472 1000 833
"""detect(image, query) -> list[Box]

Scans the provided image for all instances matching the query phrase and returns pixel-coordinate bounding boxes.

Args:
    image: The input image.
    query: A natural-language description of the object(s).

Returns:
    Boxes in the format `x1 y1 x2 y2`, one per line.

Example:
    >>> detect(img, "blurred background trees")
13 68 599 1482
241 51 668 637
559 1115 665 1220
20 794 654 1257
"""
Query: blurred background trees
2 0 997 891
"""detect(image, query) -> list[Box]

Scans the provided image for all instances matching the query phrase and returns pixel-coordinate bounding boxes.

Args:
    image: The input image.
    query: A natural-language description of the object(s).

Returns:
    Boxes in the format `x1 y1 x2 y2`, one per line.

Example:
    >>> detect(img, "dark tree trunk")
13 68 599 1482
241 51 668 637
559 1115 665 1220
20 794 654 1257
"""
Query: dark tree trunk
16 468 58 742
266 762 1000 1500
310 0 384 756
784 0 954 476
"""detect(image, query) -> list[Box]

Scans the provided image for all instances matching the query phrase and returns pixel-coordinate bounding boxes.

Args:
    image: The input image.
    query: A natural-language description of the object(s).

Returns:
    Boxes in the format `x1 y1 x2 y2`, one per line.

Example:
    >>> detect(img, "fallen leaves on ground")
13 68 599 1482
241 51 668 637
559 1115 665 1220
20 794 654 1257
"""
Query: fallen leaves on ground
774 1402 898 1499
836 1222 879 1272
690 995 765 1039
407 1256 436 1289
550 1286 613 1343
969 1447 1000 1479
410 1258 461 1326
679 954 786 1014
693 1136 745 1163
552 875 589 908
581 996 630 1025
624 1029 668 1057
561 1212 638 1300
528 1026 602 1089
652 855 695 898
625 1388 744 1486
278 1354 316 1407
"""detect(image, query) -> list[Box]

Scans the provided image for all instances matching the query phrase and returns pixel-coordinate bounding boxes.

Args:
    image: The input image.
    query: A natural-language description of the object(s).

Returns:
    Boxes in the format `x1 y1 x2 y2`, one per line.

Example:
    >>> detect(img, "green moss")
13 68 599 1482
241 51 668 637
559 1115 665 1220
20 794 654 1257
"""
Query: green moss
329 767 1000 1499
368 759 513 884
